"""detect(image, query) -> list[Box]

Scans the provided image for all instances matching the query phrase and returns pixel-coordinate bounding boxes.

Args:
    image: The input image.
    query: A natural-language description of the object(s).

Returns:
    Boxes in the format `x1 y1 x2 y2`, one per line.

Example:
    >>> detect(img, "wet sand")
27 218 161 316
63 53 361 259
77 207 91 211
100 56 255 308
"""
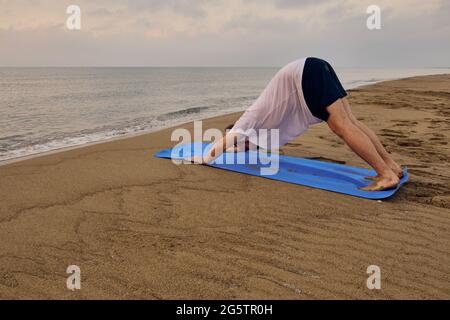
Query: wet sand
0 74 449 299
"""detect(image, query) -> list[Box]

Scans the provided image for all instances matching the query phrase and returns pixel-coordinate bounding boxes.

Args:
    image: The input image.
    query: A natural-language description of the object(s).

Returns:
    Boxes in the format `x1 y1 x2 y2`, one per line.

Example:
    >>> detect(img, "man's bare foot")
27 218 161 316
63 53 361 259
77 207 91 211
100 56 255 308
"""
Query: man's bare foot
365 174 382 181
366 166 403 181
360 174 400 191
389 164 404 179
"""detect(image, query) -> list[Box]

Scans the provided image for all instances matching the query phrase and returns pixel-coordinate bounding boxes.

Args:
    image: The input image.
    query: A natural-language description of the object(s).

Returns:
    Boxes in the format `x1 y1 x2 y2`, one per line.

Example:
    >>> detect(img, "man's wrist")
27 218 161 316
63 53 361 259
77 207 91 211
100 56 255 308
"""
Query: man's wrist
203 155 213 164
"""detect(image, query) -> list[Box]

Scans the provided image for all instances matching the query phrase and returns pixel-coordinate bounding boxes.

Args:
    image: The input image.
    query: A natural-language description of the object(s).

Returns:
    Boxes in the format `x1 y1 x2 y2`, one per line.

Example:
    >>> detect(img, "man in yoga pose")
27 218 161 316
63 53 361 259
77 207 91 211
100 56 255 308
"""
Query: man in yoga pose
188 57 402 192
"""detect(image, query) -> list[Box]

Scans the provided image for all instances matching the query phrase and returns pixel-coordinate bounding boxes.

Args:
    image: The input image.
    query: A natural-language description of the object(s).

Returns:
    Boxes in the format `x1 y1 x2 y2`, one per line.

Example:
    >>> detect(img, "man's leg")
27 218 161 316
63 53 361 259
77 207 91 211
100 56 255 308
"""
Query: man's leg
341 98 403 179
326 99 400 191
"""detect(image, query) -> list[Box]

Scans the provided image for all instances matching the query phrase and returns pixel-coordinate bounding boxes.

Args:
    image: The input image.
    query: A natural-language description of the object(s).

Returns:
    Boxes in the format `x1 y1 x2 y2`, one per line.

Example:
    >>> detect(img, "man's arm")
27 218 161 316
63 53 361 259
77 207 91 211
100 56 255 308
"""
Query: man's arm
203 132 242 164
187 132 243 164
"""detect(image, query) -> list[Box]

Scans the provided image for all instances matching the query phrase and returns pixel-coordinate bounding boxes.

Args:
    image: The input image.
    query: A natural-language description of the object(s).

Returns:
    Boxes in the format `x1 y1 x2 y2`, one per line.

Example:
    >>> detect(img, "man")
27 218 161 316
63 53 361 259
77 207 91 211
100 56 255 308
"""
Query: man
188 57 402 192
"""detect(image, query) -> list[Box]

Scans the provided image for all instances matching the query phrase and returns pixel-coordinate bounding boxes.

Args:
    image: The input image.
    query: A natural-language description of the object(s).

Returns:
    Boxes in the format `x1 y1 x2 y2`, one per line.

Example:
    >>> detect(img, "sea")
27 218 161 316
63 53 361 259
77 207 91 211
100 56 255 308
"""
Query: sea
1 67 449 164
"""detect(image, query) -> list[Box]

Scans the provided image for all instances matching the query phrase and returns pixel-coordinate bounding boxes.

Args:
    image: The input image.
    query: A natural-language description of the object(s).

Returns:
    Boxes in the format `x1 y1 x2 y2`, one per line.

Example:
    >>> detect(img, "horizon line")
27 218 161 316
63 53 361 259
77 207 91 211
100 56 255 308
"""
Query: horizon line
1 65 449 69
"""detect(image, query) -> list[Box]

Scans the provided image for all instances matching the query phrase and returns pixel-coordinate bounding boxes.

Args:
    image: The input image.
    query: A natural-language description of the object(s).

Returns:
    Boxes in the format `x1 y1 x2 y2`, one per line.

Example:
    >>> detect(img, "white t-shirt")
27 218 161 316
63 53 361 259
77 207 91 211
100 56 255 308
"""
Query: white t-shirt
229 58 322 150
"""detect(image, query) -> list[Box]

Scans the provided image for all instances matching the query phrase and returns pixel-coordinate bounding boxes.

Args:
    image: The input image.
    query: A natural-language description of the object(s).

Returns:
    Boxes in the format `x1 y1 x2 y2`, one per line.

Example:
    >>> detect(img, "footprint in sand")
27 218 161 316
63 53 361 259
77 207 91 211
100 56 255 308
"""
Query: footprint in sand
395 138 423 147
394 120 419 127
380 128 407 139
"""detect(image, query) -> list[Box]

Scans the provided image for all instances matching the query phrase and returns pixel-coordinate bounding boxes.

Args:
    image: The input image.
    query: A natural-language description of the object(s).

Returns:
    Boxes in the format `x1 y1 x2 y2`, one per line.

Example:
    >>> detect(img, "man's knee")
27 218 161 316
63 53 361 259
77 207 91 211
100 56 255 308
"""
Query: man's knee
328 118 347 136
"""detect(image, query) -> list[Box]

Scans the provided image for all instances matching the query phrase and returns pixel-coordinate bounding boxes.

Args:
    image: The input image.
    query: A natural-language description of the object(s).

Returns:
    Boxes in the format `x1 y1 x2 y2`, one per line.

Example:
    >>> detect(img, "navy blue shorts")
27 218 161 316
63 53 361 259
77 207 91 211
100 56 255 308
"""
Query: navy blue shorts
302 57 348 122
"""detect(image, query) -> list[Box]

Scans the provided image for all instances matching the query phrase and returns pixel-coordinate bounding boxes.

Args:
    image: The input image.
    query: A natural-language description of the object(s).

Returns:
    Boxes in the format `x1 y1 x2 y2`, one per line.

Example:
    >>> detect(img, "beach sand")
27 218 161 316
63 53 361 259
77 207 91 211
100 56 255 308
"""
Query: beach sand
0 75 449 300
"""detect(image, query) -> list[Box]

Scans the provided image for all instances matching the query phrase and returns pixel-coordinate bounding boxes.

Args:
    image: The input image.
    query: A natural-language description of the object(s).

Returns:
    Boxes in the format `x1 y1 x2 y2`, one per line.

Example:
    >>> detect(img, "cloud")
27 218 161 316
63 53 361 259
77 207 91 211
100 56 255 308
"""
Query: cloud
0 0 448 67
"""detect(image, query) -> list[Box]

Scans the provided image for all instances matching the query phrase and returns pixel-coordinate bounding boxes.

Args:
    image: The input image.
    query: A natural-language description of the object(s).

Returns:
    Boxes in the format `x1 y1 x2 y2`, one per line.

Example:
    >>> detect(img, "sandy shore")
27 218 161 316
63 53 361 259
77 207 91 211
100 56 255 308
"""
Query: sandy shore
0 75 449 299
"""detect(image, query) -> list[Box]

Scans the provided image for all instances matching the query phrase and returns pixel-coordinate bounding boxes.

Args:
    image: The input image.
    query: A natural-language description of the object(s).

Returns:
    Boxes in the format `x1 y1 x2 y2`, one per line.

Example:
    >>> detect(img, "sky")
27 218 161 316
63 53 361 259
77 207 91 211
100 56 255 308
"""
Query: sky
0 0 449 67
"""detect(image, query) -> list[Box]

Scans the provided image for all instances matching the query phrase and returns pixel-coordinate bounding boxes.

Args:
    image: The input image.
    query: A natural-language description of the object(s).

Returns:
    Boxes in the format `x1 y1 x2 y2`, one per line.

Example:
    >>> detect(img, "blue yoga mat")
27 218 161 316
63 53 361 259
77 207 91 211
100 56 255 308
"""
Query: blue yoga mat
155 142 409 200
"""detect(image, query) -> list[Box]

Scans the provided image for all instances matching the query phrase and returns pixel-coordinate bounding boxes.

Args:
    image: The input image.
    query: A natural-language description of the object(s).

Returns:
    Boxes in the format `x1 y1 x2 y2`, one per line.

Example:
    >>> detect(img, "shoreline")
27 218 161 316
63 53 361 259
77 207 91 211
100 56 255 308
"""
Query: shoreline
1 74 449 299
2 73 449 168
0 112 242 167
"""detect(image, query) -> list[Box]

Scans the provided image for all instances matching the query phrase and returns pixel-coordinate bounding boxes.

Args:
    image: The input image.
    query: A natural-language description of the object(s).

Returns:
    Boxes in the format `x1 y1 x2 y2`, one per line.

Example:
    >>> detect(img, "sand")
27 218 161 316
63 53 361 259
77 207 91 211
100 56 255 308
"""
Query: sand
0 75 449 300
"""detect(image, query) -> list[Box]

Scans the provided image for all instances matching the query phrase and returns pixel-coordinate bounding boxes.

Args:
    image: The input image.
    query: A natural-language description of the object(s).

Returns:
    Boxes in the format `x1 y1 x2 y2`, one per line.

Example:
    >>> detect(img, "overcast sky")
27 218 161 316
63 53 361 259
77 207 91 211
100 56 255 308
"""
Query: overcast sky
0 0 449 67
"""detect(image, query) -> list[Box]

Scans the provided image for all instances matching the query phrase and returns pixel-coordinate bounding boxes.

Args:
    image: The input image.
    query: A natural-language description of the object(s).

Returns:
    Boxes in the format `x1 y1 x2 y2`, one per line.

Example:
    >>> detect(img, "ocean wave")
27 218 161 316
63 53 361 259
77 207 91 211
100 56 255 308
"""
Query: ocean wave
0 107 222 163
156 106 211 121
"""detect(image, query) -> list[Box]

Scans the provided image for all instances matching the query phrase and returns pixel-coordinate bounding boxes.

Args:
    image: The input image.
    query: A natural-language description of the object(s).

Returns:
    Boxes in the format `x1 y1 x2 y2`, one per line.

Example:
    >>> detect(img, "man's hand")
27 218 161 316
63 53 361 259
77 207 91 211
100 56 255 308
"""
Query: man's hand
184 155 206 165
